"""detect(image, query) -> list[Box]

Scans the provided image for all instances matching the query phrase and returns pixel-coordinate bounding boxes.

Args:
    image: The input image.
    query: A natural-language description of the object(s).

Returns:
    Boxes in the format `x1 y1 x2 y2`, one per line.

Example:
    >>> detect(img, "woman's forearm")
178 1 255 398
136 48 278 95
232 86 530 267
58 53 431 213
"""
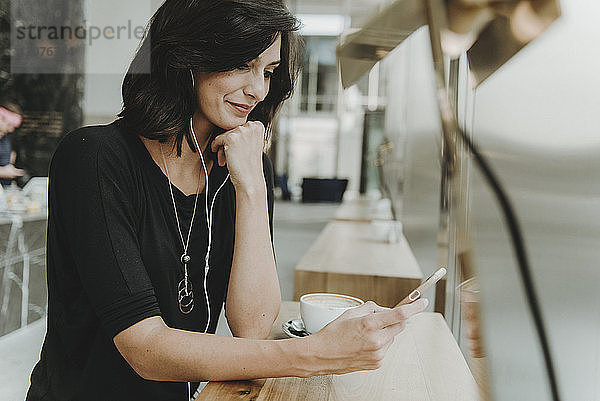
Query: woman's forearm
226 181 281 338
124 318 314 382
115 301 430 384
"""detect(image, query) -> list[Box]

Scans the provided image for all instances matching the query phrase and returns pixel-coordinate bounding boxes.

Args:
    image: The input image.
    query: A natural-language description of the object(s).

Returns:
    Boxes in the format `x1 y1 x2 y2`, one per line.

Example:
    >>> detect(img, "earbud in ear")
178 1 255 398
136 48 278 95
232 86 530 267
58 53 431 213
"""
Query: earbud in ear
190 69 195 88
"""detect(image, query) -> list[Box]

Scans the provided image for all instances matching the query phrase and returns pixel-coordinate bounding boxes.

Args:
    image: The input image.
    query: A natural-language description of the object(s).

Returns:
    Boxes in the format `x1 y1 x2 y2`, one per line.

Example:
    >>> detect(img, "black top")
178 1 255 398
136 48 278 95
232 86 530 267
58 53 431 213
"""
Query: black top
26 120 274 401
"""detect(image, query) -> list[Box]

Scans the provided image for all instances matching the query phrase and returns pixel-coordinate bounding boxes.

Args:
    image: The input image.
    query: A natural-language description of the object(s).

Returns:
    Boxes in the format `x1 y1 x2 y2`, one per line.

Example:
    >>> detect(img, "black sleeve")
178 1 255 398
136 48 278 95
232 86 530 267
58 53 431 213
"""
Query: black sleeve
50 128 161 339
262 153 275 239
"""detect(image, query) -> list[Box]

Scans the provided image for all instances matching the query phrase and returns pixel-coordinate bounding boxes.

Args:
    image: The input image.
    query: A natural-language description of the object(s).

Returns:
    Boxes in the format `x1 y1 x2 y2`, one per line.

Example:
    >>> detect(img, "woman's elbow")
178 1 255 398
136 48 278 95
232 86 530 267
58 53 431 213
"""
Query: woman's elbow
129 359 156 381
114 342 158 380
227 300 280 332
234 327 272 340
113 316 169 381
228 314 278 339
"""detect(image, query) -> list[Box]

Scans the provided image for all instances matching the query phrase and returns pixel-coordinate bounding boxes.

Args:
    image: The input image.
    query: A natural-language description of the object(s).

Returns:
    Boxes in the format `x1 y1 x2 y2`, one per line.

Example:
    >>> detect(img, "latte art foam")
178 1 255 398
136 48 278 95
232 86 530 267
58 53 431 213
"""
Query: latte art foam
303 295 362 309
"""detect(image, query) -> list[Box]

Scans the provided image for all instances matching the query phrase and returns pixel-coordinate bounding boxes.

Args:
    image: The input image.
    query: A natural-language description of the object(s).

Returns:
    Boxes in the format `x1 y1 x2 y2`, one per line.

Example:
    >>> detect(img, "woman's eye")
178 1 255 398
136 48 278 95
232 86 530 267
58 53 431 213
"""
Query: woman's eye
238 63 251 71
264 70 274 79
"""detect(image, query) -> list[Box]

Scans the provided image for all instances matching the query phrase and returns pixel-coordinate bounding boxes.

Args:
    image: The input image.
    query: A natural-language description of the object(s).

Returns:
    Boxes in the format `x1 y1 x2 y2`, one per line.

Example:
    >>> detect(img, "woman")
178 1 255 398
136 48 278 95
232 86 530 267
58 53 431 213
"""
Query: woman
27 1 427 400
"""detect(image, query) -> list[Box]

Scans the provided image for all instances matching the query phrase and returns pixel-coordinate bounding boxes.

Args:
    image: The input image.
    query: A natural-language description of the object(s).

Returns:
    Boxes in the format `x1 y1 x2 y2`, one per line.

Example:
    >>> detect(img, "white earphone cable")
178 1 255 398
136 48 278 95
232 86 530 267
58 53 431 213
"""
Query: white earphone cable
187 70 230 400
189 117 230 334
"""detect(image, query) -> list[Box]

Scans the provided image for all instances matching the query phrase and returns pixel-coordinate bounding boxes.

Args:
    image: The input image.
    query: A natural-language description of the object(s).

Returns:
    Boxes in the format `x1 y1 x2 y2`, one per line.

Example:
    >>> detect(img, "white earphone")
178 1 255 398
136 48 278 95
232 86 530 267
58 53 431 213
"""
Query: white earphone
189 69 231 334
187 69 230 401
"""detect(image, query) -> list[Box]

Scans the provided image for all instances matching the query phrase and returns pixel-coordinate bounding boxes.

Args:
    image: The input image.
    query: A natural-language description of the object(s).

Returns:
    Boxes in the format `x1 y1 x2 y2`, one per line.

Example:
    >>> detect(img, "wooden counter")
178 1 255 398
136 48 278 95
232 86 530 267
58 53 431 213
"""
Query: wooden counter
293 220 422 307
197 302 479 401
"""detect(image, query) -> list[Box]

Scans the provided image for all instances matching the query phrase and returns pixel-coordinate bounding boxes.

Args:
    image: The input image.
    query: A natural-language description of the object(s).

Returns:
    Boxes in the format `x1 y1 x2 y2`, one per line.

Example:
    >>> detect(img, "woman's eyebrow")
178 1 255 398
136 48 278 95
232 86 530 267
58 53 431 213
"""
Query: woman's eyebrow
267 60 281 67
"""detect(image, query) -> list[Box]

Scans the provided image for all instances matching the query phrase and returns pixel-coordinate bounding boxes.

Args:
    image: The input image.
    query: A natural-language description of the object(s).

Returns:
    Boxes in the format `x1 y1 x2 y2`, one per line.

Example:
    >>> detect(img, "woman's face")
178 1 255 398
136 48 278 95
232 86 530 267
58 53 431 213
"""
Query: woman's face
195 34 282 131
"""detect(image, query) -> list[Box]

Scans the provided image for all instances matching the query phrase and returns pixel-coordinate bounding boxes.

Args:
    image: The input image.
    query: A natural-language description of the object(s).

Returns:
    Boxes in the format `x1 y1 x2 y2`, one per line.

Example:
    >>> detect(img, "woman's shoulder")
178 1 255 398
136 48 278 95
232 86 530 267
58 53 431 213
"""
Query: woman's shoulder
49 120 145 191
52 120 139 169
55 120 130 157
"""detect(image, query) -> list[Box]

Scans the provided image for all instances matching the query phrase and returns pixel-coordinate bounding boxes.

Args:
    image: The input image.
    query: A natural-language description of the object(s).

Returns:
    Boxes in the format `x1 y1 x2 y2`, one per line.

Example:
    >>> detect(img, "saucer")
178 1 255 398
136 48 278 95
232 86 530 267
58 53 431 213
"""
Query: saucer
282 319 310 338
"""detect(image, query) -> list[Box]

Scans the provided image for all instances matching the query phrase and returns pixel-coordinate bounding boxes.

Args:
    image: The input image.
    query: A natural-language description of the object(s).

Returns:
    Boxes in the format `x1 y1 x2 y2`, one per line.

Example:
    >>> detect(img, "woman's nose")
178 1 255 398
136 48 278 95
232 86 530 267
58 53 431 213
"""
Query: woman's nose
243 73 268 101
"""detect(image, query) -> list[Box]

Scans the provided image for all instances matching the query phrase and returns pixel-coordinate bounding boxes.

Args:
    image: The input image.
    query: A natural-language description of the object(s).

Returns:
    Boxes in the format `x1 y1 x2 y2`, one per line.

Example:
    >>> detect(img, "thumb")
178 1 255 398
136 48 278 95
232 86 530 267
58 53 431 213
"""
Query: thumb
211 134 227 153
217 148 227 166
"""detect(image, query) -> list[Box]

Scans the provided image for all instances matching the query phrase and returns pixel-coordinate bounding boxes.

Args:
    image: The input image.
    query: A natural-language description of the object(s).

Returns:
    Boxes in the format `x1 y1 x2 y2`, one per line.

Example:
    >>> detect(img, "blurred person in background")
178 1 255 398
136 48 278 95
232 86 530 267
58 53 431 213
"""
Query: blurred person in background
0 102 25 187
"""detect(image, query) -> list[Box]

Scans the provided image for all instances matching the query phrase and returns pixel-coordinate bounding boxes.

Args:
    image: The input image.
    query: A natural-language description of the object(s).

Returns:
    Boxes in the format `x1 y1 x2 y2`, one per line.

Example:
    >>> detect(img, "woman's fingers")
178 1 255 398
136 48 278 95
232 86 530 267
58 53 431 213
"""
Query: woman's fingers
211 133 230 166
340 298 428 333
211 134 225 153
360 299 427 352
343 301 388 319
337 298 427 336
217 147 226 166
210 121 264 152
370 298 428 330
209 121 265 174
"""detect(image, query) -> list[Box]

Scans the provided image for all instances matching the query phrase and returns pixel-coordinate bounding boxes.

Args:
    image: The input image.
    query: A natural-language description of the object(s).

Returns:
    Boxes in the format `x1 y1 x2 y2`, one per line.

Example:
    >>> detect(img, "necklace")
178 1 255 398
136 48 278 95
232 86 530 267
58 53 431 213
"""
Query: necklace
160 143 203 314
161 117 230 328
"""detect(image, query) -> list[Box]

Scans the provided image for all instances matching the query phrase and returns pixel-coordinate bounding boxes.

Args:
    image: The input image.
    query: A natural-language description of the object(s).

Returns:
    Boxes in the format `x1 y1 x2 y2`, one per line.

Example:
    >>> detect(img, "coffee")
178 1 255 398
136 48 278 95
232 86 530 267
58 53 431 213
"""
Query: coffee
300 293 364 334
302 294 362 310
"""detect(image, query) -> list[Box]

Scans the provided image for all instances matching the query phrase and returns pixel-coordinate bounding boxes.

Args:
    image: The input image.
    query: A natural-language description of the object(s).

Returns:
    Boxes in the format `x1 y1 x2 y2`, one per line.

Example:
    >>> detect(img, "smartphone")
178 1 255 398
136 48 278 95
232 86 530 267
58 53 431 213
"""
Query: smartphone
395 267 447 307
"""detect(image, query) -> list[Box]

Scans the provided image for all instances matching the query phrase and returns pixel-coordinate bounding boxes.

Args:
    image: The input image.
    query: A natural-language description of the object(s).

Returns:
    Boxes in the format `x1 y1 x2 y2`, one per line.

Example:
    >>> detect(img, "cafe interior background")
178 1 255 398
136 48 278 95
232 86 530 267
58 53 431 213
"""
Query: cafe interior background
0 0 598 400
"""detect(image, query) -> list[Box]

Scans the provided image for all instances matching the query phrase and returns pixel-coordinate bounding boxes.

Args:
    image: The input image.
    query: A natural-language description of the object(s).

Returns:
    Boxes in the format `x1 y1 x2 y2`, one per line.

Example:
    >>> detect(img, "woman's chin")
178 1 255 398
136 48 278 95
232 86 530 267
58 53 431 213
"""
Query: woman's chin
216 118 248 130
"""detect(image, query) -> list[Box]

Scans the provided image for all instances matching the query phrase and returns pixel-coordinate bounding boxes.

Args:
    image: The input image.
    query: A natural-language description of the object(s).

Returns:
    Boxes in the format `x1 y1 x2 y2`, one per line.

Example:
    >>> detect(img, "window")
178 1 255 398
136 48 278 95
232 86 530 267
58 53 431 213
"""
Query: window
299 36 338 113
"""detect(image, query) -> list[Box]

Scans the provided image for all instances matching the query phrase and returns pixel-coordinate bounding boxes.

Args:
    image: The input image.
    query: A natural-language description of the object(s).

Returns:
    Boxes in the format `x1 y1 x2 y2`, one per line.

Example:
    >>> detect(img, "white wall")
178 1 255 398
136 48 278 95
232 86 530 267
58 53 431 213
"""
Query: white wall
82 0 160 124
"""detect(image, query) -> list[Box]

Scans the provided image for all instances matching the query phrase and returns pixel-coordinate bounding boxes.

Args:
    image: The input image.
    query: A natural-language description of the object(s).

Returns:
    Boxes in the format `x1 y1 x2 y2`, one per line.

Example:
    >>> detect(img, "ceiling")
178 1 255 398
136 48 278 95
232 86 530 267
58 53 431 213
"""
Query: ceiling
287 0 392 27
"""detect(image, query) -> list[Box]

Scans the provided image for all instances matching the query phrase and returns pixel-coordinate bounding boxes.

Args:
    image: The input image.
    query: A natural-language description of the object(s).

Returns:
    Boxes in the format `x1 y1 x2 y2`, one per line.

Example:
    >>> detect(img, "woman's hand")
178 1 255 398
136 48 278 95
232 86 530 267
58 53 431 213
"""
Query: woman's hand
210 121 266 193
300 299 428 376
0 164 25 179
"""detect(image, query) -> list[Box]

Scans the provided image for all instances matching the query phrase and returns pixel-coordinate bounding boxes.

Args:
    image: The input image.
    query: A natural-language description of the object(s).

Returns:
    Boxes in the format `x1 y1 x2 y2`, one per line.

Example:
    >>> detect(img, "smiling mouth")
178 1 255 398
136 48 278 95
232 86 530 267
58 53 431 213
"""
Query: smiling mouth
227 101 252 115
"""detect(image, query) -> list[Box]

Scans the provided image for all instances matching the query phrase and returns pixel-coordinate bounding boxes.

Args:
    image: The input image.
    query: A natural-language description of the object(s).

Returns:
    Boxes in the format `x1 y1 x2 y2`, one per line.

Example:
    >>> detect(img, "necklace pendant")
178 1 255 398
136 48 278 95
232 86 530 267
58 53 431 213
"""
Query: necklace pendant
177 278 194 314
181 254 191 264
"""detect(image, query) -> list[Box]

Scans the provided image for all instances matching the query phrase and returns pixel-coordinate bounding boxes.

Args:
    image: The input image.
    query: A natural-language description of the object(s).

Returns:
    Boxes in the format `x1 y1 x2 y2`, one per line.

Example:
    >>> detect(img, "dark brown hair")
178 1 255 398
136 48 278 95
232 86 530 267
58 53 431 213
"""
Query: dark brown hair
119 0 303 155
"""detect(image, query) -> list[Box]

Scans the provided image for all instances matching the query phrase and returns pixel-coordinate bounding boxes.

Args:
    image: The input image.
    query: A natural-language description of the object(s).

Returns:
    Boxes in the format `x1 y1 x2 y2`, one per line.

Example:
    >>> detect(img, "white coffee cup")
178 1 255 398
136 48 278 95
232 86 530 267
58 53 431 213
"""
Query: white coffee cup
300 293 364 334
